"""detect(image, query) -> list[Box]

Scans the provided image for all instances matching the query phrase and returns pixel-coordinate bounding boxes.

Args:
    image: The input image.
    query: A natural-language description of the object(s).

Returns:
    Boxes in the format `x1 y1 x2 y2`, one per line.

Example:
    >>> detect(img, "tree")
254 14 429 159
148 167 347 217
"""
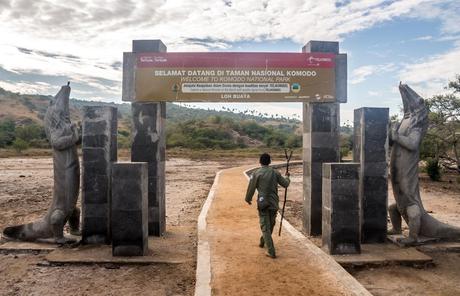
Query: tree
15 124 45 142
425 75 460 173
340 122 353 161
12 138 29 153
0 119 16 147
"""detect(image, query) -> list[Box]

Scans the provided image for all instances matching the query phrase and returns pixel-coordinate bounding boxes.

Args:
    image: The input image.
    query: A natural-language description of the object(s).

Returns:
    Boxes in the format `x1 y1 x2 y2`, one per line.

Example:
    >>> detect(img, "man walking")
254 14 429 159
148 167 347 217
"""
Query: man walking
245 153 290 258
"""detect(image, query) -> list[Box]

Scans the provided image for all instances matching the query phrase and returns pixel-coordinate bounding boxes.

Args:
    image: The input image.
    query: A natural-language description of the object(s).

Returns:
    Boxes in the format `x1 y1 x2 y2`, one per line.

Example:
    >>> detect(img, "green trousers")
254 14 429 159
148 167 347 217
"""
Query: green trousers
259 209 277 256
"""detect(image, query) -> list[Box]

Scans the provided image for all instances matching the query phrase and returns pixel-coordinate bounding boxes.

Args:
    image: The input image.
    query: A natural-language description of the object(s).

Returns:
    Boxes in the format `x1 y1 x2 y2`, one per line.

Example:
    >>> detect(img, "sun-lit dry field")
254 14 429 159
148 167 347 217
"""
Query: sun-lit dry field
0 156 459 296
0 156 253 296
283 165 460 296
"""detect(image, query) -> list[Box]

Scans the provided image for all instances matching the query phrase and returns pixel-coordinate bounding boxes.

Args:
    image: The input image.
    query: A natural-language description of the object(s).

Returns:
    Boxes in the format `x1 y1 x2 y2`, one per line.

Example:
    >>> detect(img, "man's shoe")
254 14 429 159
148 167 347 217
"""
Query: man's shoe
265 252 276 259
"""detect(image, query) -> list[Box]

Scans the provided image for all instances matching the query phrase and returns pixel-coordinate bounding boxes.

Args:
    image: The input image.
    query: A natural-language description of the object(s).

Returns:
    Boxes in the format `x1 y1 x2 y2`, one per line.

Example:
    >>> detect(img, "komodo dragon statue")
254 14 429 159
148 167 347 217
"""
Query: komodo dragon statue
3 83 80 244
388 83 460 245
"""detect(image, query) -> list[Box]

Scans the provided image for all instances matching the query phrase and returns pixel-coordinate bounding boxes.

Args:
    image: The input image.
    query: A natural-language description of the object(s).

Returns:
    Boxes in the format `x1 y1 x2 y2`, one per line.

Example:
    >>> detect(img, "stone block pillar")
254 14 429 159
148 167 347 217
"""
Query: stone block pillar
82 106 117 244
129 39 167 237
302 40 343 236
131 103 166 236
111 163 148 256
353 107 389 243
302 103 340 235
322 163 361 255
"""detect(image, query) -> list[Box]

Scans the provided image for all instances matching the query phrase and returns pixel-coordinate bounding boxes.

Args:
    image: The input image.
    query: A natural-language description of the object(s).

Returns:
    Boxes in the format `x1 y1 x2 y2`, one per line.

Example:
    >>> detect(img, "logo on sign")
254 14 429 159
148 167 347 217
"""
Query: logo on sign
307 56 332 66
140 56 154 62
154 56 167 62
139 56 167 63
291 83 301 93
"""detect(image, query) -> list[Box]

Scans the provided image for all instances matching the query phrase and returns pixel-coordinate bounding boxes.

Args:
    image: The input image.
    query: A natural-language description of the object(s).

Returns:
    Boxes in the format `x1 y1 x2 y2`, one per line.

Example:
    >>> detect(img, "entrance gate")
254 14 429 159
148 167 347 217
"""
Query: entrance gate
121 39 347 237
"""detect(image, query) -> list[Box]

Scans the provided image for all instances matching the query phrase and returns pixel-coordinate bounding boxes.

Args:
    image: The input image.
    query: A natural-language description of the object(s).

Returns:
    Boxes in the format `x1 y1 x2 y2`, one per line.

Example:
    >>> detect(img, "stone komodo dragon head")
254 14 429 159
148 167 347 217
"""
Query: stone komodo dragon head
44 83 75 149
399 83 428 135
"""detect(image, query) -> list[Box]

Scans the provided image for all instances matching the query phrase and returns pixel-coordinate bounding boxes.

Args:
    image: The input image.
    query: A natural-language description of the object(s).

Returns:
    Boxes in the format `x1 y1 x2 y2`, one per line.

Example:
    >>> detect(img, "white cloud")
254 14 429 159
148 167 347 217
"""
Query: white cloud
350 63 396 84
399 45 460 97
0 80 55 95
410 1 460 35
0 1 441 56
368 90 380 96
413 35 433 41
0 0 457 107
350 65 377 84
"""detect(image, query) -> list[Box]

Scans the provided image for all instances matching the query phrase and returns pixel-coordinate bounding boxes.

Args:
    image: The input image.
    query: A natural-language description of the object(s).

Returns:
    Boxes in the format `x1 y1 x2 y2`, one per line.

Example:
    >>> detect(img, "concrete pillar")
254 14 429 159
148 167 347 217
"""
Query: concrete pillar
302 41 342 236
322 163 361 255
129 39 167 237
131 102 166 236
353 108 389 243
302 103 340 235
82 106 117 244
111 163 148 256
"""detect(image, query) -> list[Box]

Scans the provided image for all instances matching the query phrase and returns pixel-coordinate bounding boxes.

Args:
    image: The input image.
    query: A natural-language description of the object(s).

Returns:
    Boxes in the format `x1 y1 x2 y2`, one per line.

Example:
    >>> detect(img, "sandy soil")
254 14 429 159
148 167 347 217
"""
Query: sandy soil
1 156 459 296
282 165 460 296
0 156 252 296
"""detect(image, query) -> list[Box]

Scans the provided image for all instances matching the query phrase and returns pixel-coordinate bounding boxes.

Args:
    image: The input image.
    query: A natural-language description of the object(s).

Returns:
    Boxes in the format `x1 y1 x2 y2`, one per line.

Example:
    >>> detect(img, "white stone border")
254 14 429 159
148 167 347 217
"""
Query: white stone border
243 165 372 296
194 170 222 296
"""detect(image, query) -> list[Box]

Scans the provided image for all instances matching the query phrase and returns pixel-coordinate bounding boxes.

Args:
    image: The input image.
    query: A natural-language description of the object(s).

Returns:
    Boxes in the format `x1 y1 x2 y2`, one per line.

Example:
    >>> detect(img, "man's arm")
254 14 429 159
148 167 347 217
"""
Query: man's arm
276 171 290 188
245 173 257 204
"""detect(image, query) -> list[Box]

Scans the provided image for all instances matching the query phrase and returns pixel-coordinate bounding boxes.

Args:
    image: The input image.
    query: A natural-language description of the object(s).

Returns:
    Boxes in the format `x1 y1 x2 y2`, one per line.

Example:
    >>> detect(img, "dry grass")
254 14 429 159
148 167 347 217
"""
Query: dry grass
1 147 303 160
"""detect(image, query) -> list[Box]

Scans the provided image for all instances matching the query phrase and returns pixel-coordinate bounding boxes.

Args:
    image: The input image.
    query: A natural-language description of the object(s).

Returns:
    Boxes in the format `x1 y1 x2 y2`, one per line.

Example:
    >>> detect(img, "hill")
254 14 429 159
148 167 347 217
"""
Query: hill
0 87 302 151
0 87 300 125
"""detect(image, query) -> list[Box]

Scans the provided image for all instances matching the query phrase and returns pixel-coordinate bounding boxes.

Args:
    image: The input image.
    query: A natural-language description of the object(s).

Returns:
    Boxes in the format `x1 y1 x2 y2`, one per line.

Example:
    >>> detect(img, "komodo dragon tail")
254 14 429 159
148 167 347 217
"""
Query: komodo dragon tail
3 220 52 242
421 213 460 240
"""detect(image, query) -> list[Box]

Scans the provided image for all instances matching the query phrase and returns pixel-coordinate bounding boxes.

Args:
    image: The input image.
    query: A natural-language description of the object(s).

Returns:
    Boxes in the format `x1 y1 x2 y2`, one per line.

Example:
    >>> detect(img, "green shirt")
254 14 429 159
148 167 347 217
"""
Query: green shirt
245 166 290 210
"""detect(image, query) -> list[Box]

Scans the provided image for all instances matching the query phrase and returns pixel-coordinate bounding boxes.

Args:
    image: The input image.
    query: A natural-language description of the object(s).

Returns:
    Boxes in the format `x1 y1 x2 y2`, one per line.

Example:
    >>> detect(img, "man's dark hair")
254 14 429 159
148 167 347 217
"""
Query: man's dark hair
259 153 271 166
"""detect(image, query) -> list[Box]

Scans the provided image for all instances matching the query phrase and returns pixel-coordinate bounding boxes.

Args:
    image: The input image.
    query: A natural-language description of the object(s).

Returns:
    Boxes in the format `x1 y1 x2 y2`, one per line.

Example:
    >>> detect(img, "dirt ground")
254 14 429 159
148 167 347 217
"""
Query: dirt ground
0 156 253 296
282 165 460 296
207 165 356 296
1 156 459 296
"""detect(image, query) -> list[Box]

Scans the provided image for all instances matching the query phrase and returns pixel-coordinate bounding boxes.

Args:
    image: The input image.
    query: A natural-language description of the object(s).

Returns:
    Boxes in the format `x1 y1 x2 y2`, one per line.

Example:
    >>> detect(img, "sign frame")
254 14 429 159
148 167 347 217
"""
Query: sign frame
122 40 347 103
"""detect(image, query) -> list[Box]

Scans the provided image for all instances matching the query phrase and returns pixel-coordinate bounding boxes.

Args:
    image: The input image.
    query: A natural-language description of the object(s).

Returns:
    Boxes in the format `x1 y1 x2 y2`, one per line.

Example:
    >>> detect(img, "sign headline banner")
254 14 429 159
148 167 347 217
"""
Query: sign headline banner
134 52 336 102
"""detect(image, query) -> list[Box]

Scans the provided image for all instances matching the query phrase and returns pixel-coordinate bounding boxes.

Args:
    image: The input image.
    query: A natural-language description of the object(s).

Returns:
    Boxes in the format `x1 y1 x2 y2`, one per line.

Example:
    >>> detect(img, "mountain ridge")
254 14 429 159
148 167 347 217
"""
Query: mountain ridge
0 87 300 126
0 87 303 150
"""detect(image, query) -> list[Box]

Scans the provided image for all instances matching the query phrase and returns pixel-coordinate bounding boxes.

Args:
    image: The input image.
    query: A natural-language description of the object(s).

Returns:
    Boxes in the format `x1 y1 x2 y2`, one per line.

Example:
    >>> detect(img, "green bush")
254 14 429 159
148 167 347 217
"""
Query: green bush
240 121 268 141
286 134 302 148
340 146 351 160
15 124 45 142
29 139 50 148
340 133 353 161
0 119 16 147
12 138 29 153
117 134 131 149
426 158 441 181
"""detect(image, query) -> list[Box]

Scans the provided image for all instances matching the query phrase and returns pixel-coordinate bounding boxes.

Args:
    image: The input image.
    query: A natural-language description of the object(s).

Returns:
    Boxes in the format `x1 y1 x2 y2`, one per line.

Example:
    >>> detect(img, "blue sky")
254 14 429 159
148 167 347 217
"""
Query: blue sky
0 0 459 123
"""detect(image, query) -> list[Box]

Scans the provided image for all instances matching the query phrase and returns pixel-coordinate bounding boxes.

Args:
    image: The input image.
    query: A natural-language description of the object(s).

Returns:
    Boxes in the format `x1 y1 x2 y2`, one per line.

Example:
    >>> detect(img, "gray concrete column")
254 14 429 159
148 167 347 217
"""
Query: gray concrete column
131 102 166 236
82 106 117 244
322 163 361 255
302 103 340 235
129 39 167 237
353 108 389 243
302 40 343 236
111 162 148 256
